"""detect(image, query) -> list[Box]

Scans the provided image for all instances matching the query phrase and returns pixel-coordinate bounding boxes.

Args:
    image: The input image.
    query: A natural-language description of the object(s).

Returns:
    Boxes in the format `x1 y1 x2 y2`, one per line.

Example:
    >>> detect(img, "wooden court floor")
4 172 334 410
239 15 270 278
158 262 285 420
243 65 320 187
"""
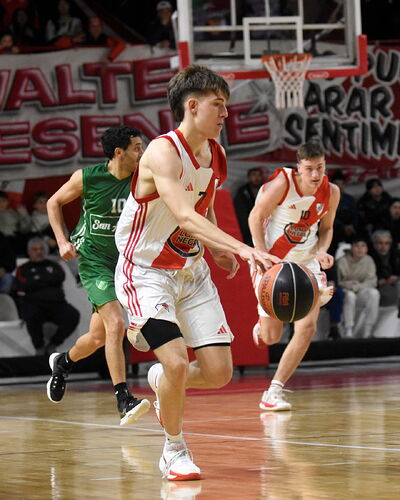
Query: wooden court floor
1 361 400 500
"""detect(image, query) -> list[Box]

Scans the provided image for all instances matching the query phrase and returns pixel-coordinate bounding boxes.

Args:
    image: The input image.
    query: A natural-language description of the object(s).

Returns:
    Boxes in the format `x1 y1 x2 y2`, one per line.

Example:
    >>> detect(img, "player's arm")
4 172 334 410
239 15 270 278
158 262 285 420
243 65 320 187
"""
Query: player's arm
205 191 240 279
142 140 279 270
316 182 340 269
47 170 83 260
248 172 287 252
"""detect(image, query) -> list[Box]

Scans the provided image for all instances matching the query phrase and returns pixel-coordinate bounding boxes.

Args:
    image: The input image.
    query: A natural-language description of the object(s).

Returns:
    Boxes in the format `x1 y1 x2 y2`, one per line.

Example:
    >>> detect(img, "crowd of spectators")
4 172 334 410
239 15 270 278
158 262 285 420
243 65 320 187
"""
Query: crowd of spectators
0 0 126 59
234 169 400 340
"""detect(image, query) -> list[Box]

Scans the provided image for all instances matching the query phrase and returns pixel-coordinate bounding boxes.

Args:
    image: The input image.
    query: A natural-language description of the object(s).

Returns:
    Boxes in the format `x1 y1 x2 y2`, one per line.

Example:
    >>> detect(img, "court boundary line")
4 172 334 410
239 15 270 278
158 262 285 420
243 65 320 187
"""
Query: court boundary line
1 415 400 453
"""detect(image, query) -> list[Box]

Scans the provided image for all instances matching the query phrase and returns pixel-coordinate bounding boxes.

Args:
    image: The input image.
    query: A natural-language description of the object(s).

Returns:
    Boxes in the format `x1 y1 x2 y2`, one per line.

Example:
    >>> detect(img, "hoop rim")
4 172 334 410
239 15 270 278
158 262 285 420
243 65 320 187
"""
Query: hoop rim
261 53 313 64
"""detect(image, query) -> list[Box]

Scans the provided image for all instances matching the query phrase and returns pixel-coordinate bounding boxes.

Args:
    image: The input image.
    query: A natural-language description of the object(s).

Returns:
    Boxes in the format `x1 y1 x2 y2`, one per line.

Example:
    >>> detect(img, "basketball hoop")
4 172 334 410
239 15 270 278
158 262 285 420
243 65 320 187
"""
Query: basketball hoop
261 53 312 109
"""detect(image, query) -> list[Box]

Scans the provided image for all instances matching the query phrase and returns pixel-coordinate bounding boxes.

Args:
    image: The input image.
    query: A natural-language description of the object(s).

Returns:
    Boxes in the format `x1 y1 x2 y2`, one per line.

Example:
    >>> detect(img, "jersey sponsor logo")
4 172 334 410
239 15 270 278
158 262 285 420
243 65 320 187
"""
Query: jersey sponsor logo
167 226 201 257
90 214 119 237
283 222 311 244
95 279 108 290
185 182 194 191
316 203 324 215
288 204 297 209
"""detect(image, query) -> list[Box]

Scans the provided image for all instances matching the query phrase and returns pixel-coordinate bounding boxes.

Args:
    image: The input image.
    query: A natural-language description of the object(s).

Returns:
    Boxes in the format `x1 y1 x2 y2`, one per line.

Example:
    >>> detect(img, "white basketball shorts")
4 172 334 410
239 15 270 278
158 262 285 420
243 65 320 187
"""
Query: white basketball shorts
115 255 233 351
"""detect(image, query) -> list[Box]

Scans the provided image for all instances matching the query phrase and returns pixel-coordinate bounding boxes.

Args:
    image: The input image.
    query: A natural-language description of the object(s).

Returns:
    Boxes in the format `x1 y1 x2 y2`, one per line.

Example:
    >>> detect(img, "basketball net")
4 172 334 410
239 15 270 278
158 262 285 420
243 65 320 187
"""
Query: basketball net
261 53 312 109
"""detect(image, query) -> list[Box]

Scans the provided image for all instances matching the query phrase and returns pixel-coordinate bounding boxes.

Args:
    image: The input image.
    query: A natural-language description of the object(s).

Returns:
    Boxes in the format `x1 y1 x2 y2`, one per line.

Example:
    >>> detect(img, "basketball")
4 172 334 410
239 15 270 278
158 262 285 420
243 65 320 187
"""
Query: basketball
258 262 319 322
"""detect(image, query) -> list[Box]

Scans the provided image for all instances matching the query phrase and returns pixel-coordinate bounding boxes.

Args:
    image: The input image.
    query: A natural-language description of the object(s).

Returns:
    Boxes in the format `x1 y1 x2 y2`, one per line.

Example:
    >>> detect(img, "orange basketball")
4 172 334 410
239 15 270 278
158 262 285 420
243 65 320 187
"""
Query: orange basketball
258 262 319 322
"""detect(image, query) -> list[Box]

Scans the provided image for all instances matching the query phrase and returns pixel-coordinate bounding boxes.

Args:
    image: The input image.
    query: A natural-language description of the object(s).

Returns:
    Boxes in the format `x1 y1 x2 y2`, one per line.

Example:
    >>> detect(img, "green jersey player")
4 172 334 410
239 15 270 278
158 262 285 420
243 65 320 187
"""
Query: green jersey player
46 126 150 425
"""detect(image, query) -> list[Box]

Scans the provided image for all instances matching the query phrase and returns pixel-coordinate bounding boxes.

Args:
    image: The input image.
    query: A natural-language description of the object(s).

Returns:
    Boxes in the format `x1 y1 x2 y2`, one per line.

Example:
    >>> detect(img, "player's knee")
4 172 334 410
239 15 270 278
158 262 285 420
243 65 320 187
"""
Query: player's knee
105 318 126 340
163 357 189 384
209 365 232 388
260 326 282 345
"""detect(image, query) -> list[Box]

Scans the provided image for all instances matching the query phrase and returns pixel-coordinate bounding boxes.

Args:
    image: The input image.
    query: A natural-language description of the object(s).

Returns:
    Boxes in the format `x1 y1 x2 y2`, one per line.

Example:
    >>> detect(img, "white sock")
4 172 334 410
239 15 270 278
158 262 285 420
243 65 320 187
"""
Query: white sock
270 379 284 390
164 433 185 457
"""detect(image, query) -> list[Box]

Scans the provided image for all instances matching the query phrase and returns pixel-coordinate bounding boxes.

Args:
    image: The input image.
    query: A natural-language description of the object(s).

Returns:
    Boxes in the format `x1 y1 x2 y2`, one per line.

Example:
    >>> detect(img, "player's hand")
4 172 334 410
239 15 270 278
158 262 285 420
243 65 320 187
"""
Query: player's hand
316 251 334 269
238 246 280 273
58 241 78 261
210 250 240 279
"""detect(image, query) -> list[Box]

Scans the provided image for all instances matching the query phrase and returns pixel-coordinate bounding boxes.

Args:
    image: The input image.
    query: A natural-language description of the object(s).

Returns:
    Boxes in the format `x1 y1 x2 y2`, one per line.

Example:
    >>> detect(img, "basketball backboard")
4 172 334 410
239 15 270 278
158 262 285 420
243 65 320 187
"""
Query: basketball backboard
175 0 367 80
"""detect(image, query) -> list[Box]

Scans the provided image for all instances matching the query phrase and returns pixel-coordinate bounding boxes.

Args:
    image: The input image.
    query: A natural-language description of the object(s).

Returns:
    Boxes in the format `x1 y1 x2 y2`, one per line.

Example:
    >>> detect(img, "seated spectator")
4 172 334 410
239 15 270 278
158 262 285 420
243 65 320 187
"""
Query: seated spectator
30 191 58 254
233 167 264 245
0 231 16 294
14 237 80 356
10 7 42 48
329 169 357 255
370 229 400 311
337 235 379 338
79 16 126 61
357 178 392 238
82 16 108 45
0 190 31 255
0 31 19 53
45 0 85 48
147 1 175 50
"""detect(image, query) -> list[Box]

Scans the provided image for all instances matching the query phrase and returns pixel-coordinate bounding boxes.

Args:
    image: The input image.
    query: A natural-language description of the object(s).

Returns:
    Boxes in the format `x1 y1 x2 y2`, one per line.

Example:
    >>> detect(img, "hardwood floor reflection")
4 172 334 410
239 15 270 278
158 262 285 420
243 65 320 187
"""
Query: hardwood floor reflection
1 364 400 499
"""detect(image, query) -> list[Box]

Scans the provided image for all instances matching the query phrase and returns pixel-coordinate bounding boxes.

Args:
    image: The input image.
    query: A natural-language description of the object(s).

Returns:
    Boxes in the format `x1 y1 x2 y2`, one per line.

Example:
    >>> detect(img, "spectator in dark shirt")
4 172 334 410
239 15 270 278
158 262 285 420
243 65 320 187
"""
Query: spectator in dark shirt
10 7 41 48
147 1 175 50
14 237 80 355
0 232 16 294
329 169 358 254
233 167 264 245
357 178 392 238
0 31 19 53
370 229 400 311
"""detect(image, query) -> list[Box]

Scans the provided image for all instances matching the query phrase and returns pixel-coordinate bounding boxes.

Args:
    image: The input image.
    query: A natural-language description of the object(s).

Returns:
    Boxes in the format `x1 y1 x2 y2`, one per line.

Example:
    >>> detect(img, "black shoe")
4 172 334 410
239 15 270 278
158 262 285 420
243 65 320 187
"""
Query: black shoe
118 391 150 427
328 325 341 340
46 353 70 403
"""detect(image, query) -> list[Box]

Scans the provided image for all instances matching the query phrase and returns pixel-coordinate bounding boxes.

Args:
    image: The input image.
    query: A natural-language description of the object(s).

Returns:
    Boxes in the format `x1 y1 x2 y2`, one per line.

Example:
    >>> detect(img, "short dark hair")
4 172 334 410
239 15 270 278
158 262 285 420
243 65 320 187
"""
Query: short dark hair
351 234 368 246
168 65 230 122
32 191 49 203
100 126 142 160
0 190 9 200
247 167 263 177
296 140 325 163
366 178 382 191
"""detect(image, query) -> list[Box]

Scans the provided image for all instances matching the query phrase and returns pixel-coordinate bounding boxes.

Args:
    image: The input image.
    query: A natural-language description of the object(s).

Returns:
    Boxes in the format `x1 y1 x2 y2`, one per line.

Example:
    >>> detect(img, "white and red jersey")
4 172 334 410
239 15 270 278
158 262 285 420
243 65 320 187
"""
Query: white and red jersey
257 167 330 264
115 129 227 270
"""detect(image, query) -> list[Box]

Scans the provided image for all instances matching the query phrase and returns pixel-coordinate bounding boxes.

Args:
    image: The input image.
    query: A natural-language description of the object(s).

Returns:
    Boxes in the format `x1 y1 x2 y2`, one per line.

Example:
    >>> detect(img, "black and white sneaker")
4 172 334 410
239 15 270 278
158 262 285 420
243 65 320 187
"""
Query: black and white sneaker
47 352 70 403
118 392 150 427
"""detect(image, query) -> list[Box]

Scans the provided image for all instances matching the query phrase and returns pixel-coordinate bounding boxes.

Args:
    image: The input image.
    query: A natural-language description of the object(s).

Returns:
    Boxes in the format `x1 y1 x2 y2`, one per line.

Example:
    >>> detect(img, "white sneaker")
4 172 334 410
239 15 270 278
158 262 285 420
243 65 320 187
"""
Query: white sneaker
160 443 201 481
252 321 267 349
147 363 164 426
259 386 292 411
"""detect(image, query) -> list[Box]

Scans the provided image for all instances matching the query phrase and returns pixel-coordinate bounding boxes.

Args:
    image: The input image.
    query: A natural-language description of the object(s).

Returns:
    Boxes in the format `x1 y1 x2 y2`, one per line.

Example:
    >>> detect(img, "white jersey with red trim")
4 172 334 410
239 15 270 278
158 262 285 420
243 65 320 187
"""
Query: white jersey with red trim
257 167 330 263
115 129 227 270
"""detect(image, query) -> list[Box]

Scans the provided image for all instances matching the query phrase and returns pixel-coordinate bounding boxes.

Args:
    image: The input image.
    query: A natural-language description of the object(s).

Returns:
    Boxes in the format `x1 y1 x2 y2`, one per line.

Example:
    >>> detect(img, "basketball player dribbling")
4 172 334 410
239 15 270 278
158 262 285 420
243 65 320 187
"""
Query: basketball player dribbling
249 140 340 411
114 65 278 480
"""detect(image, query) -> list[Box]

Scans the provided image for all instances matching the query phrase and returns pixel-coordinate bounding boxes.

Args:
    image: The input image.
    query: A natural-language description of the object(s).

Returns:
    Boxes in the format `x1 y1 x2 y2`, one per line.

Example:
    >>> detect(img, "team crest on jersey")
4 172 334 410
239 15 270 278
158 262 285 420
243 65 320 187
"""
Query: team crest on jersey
316 203 324 215
167 226 201 257
284 222 311 244
155 302 170 312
